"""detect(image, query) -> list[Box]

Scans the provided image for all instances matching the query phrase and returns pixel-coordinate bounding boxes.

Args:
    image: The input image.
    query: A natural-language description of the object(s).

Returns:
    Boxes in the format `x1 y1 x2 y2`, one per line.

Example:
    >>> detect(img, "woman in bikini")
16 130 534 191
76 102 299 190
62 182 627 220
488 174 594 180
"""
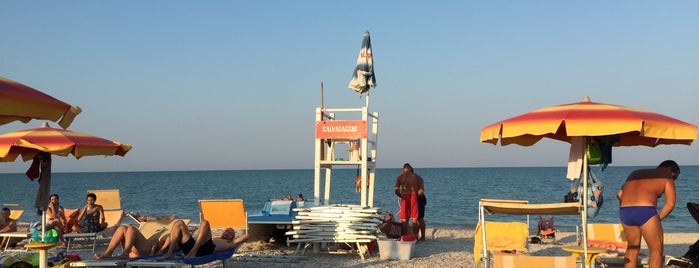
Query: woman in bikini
95 225 167 259
73 193 108 233
46 194 68 242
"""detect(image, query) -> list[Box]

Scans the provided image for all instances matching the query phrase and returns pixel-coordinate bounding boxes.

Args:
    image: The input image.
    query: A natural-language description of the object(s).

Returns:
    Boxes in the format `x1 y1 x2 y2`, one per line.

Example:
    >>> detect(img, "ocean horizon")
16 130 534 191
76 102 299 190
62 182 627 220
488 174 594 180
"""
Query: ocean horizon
2 166 697 233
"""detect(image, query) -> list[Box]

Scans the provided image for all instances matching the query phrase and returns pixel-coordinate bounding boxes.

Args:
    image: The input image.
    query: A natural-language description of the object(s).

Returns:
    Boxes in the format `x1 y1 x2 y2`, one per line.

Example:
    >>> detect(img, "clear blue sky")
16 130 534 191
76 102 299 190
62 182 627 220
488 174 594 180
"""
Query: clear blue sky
1 1 697 173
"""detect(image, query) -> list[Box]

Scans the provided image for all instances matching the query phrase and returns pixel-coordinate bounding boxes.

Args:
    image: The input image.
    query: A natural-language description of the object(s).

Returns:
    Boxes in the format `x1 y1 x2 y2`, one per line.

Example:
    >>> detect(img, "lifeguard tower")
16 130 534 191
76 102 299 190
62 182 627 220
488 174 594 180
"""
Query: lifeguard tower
313 105 378 207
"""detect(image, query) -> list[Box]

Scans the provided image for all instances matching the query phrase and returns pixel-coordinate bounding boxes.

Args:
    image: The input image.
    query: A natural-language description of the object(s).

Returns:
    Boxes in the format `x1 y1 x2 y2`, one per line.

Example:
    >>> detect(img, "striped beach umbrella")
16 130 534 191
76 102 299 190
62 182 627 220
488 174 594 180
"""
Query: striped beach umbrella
0 77 82 129
481 96 697 147
0 122 131 244
348 31 376 94
480 96 697 261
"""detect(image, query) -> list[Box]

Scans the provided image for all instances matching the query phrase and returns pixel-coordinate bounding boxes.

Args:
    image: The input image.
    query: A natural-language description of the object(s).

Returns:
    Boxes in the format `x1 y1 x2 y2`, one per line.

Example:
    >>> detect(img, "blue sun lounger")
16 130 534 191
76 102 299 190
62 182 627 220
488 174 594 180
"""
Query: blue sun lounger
124 248 240 268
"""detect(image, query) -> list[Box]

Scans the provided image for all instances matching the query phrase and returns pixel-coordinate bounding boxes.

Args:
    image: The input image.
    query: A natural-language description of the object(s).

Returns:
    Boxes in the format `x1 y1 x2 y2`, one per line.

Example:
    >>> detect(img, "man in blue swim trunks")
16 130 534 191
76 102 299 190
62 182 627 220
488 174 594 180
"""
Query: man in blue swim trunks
617 160 680 268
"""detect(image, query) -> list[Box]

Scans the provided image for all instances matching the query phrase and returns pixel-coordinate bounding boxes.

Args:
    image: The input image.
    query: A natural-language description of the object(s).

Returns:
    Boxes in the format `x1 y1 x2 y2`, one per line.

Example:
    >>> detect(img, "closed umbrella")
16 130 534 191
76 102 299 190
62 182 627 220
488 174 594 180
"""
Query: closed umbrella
0 77 81 128
480 96 697 264
348 31 377 95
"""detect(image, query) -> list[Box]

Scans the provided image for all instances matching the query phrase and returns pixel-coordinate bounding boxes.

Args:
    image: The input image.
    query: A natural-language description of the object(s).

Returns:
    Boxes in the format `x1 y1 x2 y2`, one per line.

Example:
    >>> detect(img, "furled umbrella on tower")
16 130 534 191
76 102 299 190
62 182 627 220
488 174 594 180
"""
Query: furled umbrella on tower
0 76 82 128
348 31 377 95
480 96 697 261
0 122 131 240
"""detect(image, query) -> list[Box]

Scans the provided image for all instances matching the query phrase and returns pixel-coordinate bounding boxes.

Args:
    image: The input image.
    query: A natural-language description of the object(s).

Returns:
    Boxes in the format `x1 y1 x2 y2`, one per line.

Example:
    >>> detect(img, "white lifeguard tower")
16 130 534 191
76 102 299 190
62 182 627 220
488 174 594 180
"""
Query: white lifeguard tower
313 104 378 207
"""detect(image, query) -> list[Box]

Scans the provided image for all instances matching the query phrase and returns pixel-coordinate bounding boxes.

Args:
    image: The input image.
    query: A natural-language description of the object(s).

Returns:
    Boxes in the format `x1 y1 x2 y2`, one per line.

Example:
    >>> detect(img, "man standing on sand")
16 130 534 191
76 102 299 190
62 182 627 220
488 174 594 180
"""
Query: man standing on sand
395 163 424 236
617 160 680 268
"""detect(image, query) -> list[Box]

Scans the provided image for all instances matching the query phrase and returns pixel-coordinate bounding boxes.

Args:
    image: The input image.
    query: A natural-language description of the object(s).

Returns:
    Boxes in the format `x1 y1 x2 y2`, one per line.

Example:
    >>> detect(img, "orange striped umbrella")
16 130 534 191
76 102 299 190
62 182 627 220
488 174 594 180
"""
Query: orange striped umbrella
0 76 82 129
0 123 131 162
480 96 697 258
481 96 698 147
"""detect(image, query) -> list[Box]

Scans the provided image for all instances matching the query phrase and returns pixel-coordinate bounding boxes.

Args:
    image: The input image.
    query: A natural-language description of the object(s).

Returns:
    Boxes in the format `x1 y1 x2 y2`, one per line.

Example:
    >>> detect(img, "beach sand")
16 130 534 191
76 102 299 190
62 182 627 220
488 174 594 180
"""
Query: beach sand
25 225 698 268
227 226 698 268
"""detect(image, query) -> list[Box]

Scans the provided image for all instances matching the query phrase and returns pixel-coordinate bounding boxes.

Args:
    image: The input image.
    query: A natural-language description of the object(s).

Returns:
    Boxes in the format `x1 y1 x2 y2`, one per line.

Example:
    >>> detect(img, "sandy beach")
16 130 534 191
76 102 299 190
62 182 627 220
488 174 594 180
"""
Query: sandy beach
7 225 697 268
228 226 697 268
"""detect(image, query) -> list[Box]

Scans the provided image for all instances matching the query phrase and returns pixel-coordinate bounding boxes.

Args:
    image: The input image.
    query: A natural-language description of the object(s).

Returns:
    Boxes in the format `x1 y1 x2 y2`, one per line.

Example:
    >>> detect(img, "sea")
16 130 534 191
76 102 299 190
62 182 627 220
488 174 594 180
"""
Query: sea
1 166 698 233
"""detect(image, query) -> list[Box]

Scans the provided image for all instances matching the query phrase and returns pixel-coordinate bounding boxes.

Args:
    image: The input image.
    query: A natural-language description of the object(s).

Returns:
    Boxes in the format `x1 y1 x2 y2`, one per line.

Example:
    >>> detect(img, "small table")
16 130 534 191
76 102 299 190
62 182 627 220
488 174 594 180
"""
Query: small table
25 242 58 268
561 246 608 268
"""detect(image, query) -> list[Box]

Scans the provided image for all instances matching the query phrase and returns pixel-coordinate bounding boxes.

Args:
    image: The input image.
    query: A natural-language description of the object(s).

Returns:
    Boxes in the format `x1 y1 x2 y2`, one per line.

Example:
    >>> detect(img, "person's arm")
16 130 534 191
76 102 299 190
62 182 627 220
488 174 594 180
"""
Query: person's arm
658 179 676 220
97 205 106 224
0 220 17 232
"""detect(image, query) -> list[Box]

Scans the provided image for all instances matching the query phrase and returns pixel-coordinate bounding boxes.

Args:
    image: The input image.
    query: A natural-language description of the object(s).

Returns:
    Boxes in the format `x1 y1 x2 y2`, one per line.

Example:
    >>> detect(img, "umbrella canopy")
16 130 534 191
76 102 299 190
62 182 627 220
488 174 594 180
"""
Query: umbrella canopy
348 31 377 94
0 123 131 162
0 76 82 129
480 96 697 264
481 96 698 147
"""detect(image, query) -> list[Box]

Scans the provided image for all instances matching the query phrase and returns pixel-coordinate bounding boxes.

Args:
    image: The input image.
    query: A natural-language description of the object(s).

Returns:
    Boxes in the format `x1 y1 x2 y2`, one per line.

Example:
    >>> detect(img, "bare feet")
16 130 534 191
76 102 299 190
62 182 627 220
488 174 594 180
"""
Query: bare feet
94 252 108 259
157 253 173 260
168 214 176 220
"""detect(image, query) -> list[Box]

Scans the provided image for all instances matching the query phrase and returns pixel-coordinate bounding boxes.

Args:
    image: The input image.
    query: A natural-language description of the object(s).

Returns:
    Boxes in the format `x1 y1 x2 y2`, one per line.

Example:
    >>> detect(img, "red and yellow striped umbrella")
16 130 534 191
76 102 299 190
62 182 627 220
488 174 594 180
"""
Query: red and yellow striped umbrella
0 123 131 162
0 76 82 129
481 96 698 147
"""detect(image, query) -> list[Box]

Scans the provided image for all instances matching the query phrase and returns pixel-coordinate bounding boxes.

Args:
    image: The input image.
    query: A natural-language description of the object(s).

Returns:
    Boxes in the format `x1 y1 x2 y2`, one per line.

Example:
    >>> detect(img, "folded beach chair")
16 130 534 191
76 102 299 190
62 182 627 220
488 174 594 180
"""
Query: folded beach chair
473 221 530 267
9 209 23 221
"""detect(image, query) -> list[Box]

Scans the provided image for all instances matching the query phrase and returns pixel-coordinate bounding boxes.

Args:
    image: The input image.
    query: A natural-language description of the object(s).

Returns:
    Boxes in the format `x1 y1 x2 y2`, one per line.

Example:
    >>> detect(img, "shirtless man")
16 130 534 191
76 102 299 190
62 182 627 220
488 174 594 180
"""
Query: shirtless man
0 207 19 247
159 219 248 259
395 163 424 236
95 225 164 259
617 160 680 268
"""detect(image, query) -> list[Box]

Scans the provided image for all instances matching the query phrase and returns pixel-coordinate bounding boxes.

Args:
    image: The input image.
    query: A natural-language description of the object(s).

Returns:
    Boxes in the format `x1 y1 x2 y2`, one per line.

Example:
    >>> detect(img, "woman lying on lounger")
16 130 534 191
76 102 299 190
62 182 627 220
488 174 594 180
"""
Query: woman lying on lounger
94 225 167 259
159 219 249 259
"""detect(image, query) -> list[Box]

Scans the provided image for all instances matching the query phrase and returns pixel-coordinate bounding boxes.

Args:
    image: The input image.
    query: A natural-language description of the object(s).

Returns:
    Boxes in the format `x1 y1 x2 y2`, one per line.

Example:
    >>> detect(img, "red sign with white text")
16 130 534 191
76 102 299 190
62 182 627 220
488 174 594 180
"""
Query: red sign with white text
316 120 367 139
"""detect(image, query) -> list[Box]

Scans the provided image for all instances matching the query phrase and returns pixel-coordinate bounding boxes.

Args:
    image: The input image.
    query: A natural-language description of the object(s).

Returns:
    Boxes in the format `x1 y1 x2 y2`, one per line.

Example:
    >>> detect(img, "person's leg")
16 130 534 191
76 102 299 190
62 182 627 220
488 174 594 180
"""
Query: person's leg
184 220 212 258
639 216 664 268
160 220 191 258
95 225 128 259
622 224 641 268
418 218 426 240
121 226 155 258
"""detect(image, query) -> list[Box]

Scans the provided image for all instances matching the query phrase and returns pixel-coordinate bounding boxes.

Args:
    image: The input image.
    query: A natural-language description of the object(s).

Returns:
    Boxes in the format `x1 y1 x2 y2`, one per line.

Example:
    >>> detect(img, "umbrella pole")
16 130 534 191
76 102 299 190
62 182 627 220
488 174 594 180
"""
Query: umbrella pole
41 210 46 239
582 137 589 266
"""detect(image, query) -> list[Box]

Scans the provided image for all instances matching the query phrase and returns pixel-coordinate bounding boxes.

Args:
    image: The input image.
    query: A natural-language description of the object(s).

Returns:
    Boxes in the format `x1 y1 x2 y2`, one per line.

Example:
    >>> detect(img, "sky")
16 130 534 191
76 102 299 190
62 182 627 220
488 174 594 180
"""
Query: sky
1 1 697 173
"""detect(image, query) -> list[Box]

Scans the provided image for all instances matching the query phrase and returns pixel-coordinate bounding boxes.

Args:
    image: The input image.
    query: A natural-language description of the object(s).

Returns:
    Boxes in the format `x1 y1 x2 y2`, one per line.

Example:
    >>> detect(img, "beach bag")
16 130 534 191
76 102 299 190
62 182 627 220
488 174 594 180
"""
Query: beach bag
570 169 605 218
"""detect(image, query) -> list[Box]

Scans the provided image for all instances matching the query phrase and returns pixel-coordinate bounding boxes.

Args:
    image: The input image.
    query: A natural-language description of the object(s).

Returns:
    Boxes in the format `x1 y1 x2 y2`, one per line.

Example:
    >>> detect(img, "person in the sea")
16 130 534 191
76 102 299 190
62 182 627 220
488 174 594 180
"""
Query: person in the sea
394 163 424 236
159 219 249 259
95 224 166 259
296 194 305 202
0 207 19 247
46 194 69 241
417 174 427 241
282 194 293 201
617 160 680 268
73 192 108 233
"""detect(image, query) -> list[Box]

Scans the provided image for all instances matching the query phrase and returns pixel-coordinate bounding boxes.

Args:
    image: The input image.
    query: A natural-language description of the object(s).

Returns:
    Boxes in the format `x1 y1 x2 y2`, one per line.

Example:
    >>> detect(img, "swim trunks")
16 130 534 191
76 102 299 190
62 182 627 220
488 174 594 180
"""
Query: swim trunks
619 206 657 226
399 193 418 221
179 237 216 256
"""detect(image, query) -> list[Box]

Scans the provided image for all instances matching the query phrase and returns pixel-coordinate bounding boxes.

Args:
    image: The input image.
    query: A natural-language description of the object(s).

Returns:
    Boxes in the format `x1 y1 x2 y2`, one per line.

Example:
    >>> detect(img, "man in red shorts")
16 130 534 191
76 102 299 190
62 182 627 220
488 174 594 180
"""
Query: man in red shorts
395 163 424 236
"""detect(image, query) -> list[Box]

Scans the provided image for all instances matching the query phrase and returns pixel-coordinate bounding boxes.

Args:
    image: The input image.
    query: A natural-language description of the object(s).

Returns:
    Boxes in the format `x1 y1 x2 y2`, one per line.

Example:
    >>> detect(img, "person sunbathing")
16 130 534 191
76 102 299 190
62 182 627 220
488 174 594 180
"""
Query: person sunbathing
94 225 166 259
129 212 176 222
159 219 248 259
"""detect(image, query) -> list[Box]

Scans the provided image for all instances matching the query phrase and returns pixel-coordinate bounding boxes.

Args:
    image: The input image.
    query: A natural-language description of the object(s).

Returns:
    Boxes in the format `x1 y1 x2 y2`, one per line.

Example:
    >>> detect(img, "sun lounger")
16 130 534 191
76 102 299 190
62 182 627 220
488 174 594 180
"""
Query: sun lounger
587 223 650 267
64 209 124 253
492 253 577 268
124 247 240 268
198 199 248 235
474 221 530 267
64 189 127 253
